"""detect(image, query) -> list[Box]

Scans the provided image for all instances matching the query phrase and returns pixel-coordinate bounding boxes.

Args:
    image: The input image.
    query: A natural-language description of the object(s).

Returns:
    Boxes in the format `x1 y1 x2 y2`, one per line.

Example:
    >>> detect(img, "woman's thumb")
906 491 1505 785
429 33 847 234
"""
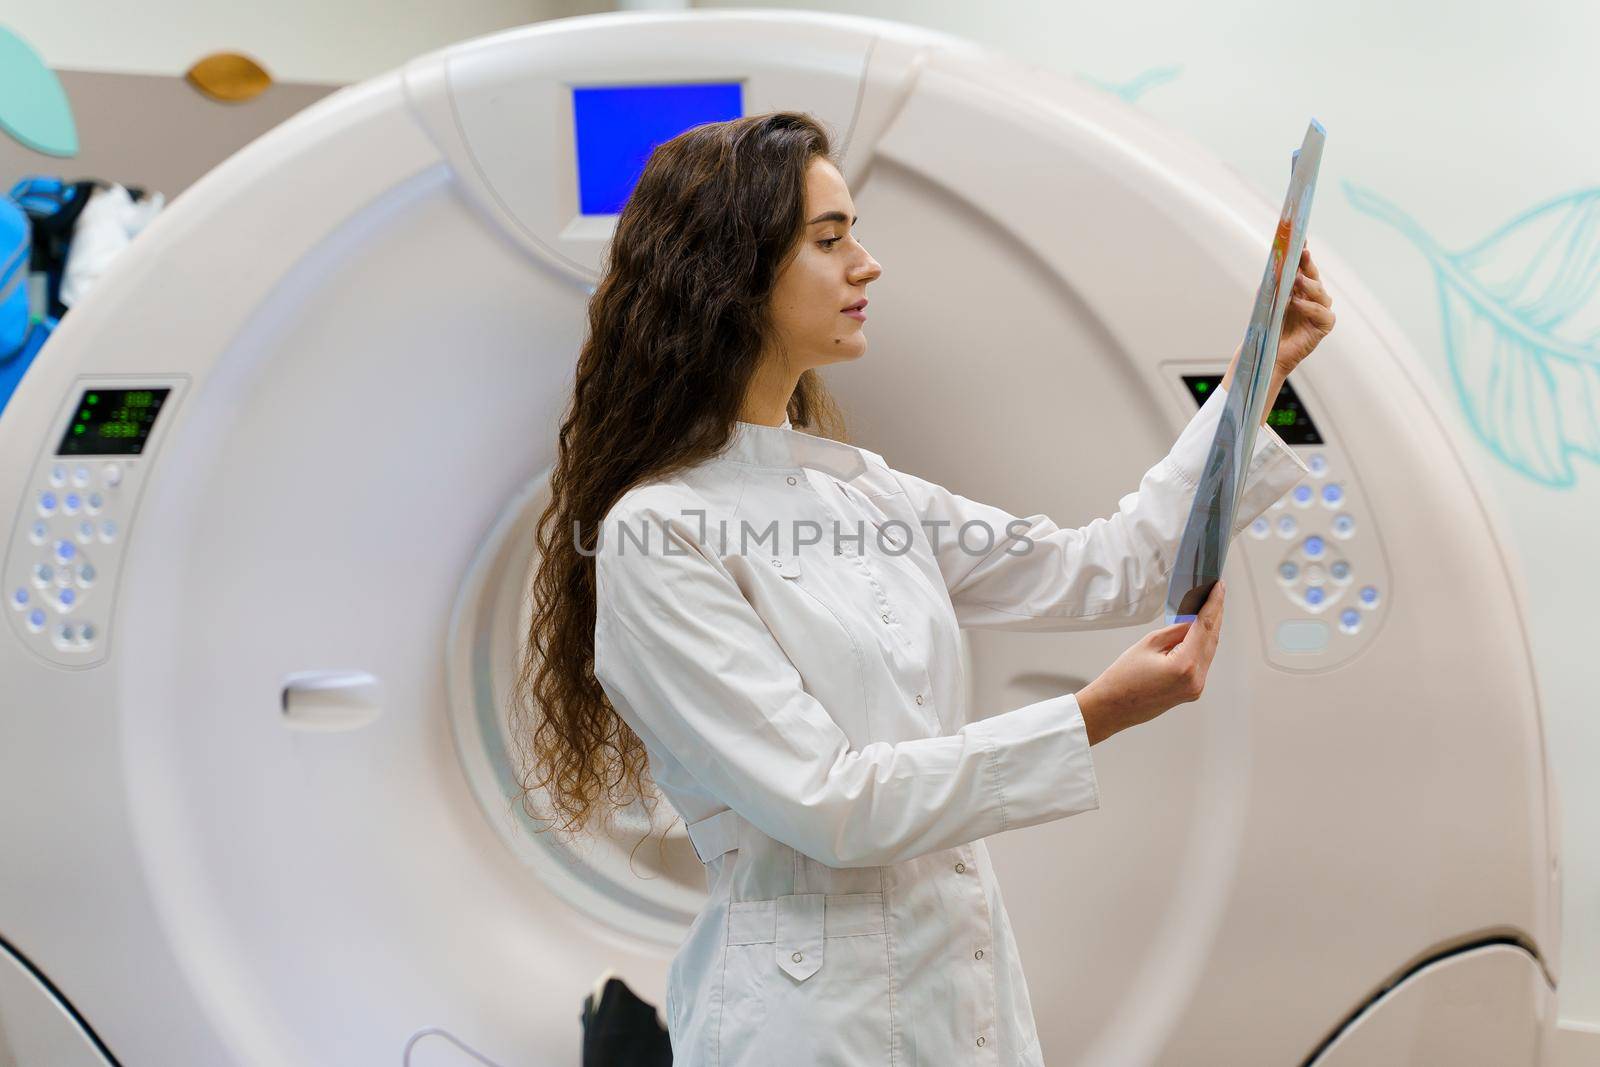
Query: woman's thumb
1147 619 1192 649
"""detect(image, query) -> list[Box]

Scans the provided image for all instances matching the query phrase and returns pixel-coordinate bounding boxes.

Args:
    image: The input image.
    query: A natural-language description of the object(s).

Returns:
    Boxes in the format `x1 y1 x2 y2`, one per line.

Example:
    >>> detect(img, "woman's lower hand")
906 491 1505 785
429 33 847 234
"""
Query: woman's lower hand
1075 581 1227 746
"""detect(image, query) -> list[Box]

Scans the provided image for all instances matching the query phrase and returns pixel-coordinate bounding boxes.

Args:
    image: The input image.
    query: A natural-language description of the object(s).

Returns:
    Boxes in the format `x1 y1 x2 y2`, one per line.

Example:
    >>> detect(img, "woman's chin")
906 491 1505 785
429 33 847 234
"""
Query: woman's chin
825 334 868 362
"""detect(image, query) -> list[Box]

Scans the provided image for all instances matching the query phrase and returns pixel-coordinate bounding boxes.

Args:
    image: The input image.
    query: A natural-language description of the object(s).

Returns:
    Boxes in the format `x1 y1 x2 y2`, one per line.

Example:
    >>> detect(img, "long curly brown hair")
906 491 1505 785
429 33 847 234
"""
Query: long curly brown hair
511 111 850 836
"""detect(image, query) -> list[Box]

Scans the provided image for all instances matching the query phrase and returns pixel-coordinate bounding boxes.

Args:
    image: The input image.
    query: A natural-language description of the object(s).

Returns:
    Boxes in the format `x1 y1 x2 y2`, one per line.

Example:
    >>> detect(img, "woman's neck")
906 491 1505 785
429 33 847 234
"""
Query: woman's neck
738 362 801 426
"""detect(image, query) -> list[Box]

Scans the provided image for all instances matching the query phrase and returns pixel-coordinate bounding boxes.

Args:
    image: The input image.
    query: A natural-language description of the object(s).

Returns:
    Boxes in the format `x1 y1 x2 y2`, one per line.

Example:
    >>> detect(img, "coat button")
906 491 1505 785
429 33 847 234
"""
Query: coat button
954 862 966 874
771 559 782 567
791 951 803 963
786 475 797 485
880 612 890 623
915 694 925 705
974 949 984 960
976 1036 986 1047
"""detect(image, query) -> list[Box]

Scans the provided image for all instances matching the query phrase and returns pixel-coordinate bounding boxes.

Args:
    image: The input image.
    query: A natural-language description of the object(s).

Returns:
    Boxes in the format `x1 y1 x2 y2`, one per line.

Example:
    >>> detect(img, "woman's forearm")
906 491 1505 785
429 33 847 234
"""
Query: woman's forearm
1077 687 1115 747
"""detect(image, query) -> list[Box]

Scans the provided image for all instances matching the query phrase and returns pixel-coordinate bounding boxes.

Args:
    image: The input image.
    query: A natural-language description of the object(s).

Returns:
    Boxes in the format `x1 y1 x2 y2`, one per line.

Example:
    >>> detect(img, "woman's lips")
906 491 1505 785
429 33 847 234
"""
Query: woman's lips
842 309 866 321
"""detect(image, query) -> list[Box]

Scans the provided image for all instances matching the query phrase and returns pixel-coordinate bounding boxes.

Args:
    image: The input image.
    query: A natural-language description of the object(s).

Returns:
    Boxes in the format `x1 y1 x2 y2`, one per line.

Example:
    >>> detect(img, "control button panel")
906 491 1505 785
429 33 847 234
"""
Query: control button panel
4 377 186 667
1243 434 1389 666
1163 364 1389 671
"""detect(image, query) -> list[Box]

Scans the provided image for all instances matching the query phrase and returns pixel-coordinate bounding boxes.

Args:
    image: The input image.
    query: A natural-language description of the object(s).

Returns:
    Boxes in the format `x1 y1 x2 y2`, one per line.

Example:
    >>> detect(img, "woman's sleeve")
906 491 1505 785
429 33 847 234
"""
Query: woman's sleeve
889 383 1312 632
592 501 1100 869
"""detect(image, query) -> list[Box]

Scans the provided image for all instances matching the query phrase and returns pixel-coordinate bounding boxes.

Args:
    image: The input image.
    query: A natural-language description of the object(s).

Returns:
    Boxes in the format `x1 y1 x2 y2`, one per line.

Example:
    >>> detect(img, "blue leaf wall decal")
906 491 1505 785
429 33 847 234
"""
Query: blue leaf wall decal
0 26 78 157
1080 65 1183 103
1346 182 1600 488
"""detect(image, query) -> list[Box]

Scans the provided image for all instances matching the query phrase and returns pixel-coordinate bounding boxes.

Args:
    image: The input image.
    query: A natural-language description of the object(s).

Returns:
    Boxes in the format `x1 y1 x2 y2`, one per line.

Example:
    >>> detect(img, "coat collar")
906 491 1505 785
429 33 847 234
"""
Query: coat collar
719 417 870 480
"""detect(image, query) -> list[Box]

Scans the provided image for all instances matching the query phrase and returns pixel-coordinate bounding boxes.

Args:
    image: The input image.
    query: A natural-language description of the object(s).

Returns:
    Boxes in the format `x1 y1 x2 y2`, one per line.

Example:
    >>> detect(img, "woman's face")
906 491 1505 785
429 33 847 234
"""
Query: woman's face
764 158 882 372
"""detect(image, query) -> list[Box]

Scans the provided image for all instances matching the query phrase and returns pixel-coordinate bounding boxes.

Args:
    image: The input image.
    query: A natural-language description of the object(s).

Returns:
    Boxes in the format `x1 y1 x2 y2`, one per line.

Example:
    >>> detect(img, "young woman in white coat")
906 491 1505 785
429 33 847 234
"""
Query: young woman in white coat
514 111 1336 1065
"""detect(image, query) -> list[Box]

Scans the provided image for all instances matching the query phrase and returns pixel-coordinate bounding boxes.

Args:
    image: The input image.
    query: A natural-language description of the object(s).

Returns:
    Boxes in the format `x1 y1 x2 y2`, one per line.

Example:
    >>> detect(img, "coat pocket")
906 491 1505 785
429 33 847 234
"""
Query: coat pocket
719 893 893 1063
775 892 824 980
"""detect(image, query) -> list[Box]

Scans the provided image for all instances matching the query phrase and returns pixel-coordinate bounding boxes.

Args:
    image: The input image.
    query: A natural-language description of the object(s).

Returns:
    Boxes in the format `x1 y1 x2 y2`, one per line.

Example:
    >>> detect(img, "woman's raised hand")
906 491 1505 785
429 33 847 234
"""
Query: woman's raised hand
1275 246 1335 373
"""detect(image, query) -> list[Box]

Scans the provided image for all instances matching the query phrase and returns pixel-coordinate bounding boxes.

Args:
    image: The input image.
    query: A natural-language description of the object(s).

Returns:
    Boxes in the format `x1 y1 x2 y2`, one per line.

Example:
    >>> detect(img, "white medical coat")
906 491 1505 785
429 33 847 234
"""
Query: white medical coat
591 382 1311 1065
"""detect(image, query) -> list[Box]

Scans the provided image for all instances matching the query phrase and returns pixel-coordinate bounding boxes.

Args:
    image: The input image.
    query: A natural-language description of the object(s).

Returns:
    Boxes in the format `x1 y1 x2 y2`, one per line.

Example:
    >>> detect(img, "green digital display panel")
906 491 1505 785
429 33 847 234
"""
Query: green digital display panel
55 387 172 456
1182 374 1322 445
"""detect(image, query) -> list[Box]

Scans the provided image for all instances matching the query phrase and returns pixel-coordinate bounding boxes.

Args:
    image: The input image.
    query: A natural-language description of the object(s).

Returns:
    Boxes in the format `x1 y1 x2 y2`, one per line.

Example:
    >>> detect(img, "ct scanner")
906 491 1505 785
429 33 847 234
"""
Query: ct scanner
0 10 1562 1065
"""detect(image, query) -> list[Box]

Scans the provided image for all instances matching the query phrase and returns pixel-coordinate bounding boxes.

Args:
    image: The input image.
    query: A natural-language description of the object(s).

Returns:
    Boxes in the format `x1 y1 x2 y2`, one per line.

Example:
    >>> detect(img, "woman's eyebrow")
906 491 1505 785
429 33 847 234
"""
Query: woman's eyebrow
807 211 857 225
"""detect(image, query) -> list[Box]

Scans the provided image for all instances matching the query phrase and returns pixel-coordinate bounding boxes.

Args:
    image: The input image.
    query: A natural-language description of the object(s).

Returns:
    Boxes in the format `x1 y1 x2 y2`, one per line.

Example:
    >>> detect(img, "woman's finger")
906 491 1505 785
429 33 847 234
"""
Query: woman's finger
1294 274 1332 306
1300 247 1321 280
1183 582 1225 660
1180 582 1225 632
1291 296 1336 326
1148 620 1193 652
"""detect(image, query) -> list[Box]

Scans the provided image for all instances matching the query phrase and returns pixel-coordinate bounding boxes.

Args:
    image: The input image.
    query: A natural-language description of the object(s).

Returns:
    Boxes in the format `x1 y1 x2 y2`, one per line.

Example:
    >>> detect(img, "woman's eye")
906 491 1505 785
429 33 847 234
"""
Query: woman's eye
819 237 842 250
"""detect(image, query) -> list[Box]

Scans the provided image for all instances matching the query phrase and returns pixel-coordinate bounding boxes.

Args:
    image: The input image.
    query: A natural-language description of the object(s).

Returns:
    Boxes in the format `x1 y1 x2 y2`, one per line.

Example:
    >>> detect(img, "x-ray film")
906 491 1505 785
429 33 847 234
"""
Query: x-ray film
1163 119 1325 624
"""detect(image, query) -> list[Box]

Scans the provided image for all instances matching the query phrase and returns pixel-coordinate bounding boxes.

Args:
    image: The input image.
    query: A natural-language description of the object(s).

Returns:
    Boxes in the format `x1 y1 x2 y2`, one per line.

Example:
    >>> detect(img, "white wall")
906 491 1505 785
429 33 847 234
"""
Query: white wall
0 0 611 83
709 0 1600 1036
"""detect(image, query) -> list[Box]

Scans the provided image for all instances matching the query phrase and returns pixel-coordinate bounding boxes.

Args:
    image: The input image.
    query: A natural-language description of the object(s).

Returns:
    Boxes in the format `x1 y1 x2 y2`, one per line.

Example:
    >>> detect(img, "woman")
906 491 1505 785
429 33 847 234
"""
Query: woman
515 111 1335 1065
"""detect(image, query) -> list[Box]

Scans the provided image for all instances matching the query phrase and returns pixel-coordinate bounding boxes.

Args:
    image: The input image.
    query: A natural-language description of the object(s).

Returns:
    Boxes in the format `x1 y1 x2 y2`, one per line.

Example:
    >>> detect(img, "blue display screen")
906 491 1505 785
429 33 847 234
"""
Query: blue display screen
571 82 744 215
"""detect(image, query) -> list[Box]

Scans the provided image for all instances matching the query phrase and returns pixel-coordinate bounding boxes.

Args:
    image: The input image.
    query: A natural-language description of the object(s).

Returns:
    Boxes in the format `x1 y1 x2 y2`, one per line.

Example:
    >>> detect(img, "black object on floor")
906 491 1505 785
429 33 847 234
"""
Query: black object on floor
580 973 672 1066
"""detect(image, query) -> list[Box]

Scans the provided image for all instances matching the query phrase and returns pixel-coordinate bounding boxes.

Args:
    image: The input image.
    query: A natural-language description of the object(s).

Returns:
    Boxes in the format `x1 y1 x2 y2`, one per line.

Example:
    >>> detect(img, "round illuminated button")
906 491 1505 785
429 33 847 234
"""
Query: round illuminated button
1293 485 1314 506
11 588 28 609
29 520 48 545
1332 514 1355 538
1277 515 1298 537
1322 484 1344 506
86 492 103 513
100 520 118 543
49 465 67 487
1360 585 1380 607
77 520 95 543
26 609 46 632
1330 561 1351 582
1305 587 1326 607
79 623 96 644
1278 561 1299 581
77 563 96 586
72 466 91 488
38 491 57 516
1250 517 1271 538
1339 609 1361 633
1308 454 1328 476
58 588 76 609
32 564 52 586
55 540 77 563
56 623 75 643
102 464 123 488
63 493 81 514
1303 536 1325 559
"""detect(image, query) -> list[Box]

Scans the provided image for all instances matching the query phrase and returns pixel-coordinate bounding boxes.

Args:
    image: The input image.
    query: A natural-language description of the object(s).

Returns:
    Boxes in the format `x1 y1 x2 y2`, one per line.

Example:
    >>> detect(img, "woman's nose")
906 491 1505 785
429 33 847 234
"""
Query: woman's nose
853 251 882 284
